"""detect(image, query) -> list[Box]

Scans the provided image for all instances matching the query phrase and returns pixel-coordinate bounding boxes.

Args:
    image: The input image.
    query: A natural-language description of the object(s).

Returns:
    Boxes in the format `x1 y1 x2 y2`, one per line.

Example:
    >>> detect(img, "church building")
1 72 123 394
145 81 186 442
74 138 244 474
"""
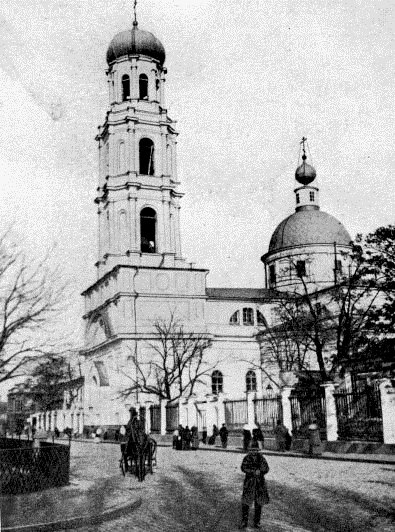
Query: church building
76 18 352 435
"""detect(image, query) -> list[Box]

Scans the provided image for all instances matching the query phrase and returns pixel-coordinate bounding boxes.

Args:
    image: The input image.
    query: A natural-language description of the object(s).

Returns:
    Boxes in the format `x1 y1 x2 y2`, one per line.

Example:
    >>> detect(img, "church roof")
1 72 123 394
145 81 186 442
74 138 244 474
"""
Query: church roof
206 288 287 302
107 25 166 65
267 209 351 254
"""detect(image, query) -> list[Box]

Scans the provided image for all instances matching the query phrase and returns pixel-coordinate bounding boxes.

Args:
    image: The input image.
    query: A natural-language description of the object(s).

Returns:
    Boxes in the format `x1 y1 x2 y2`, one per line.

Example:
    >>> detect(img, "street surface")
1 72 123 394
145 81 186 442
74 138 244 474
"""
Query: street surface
72 443 394 532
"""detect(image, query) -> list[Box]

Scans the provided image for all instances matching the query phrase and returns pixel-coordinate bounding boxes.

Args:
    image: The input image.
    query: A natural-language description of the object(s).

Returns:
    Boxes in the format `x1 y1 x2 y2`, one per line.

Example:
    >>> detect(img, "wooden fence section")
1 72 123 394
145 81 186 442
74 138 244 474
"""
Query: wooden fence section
165 403 179 433
224 399 248 430
289 387 327 439
254 396 283 434
150 405 161 433
334 382 383 442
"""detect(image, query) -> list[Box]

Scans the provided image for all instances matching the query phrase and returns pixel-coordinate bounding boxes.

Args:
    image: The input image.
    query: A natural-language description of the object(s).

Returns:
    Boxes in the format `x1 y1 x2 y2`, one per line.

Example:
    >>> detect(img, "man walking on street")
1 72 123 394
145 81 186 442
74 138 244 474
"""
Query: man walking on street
219 423 229 448
240 441 270 529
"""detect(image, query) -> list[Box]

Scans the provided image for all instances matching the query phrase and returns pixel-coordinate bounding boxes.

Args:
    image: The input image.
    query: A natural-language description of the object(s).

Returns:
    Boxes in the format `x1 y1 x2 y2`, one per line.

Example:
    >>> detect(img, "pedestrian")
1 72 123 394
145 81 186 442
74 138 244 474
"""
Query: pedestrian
219 423 229 448
176 424 183 450
273 420 288 452
119 424 129 472
208 424 219 445
54 427 60 439
172 428 179 449
308 418 322 456
253 423 264 450
183 426 191 450
95 426 102 443
243 423 252 452
240 441 270 529
202 426 208 444
190 426 199 450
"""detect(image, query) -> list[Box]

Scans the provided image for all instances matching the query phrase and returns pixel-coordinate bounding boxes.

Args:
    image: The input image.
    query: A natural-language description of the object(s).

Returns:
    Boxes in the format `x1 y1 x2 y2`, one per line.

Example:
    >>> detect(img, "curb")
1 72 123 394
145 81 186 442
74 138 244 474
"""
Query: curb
158 443 395 466
3 496 142 532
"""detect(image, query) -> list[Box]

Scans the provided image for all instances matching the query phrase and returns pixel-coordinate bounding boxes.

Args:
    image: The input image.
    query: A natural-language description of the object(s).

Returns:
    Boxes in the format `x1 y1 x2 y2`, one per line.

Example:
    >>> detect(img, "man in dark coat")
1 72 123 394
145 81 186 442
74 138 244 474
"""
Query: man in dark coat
240 441 269 529
219 423 229 448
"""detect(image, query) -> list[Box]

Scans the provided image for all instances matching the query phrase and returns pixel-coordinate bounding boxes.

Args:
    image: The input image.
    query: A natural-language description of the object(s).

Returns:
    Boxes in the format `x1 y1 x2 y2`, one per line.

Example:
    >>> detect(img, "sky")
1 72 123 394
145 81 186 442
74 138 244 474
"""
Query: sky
0 0 393 362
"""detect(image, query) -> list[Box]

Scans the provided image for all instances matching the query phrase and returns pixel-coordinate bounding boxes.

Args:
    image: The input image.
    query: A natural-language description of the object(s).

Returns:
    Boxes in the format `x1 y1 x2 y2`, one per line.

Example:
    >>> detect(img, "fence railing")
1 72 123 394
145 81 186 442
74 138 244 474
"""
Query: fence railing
254 396 283 434
0 439 70 494
165 403 179 433
150 405 161 433
224 399 248 430
289 388 326 439
334 383 383 442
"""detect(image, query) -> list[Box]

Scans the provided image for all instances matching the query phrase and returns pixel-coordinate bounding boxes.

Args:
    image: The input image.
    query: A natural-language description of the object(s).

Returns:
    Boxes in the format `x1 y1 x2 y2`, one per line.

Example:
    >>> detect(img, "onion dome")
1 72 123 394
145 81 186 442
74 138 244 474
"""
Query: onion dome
107 23 166 66
295 161 317 185
268 209 351 253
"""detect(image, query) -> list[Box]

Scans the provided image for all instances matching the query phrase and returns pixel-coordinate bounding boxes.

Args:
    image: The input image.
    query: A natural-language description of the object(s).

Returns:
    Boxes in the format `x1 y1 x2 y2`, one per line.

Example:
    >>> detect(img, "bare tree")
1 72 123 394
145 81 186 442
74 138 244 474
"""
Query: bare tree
0 233 70 384
120 313 214 402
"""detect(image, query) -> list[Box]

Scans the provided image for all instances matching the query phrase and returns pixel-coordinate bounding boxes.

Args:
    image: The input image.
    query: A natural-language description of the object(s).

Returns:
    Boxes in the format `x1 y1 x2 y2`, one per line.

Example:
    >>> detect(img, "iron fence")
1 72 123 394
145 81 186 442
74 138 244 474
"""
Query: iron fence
165 403 179 433
0 439 70 494
150 405 161 433
289 388 327 438
334 383 383 442
254 396 283 434
224 399 248 430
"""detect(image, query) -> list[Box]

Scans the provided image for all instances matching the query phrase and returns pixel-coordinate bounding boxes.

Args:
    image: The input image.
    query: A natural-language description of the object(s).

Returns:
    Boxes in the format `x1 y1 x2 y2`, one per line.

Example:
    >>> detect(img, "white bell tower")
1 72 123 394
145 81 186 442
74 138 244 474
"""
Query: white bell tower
83 15 208 363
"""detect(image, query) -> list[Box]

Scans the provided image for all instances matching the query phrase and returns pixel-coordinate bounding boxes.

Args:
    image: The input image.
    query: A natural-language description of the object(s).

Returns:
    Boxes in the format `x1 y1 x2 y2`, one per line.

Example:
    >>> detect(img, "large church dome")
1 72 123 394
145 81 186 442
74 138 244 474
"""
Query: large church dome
107 24 166 65
269 209 351 252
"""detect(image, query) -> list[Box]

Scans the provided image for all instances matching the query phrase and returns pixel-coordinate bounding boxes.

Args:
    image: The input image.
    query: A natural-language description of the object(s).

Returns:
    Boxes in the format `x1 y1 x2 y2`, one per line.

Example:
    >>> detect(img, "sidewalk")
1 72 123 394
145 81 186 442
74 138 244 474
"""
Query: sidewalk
156 439 395 465
0 441 141 532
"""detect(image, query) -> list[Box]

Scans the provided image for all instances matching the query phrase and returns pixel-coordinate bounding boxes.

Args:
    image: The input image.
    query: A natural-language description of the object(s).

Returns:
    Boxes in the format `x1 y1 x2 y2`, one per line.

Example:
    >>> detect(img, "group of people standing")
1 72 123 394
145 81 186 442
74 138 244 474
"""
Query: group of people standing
173 425 199 450
242 422 265 452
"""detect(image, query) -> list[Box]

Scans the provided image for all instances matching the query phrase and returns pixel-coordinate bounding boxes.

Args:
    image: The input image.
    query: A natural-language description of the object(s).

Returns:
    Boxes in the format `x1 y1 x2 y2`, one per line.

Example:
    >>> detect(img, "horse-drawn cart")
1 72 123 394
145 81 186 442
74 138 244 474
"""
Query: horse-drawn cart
119 419 157 481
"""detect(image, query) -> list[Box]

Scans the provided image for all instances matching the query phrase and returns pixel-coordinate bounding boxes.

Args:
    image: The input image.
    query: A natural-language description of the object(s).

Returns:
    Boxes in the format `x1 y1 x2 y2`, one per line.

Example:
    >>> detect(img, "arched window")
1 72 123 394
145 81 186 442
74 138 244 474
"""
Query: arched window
121 74 130 101
257 310 267 327
242 308 254 326
140 207 156 253
139 138 155 175
211 370 223 394
229 310 240 325
139 74 148 100
246 370 257 392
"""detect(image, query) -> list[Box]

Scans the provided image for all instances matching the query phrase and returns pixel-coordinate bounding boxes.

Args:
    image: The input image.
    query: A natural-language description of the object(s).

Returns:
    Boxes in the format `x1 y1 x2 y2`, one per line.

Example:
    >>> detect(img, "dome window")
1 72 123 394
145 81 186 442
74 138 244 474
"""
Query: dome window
246 370 257 392
211 370 223 395
269 265 276 286
229 310 240 325
140 207 156 253
242 308 254 326
139 74 149 100
139 138 155 175
121 74 130 101
296 260 306 277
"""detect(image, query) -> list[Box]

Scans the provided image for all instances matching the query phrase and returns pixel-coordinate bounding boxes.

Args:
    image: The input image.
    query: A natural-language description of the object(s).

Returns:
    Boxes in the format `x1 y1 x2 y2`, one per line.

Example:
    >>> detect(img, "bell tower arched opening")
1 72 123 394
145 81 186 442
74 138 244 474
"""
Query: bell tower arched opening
140 207 157 253
139 138 155 175
121 74 130 101
139 74 148 100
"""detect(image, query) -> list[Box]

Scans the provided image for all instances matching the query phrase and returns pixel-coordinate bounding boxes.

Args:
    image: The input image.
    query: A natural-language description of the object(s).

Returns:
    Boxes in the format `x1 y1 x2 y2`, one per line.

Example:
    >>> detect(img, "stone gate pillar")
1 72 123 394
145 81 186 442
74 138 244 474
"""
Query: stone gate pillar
380 379 395 444
160 399 167 436
322 382 338 442
246 392 255 426
281 386 294 434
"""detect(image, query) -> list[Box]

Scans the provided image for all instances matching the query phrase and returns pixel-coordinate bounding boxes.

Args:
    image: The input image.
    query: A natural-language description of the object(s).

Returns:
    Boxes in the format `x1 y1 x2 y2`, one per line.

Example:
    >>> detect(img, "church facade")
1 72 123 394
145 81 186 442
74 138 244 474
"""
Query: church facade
77 19 352 435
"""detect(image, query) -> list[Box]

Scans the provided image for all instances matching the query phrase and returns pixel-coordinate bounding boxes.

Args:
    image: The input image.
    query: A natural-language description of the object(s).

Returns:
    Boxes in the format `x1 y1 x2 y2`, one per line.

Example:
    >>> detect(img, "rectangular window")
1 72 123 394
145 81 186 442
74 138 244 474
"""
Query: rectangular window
243 308 254 326
309 191 315 201
335 259 342 273
296 260 306 277
269 265 276 285
296 193 300 204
